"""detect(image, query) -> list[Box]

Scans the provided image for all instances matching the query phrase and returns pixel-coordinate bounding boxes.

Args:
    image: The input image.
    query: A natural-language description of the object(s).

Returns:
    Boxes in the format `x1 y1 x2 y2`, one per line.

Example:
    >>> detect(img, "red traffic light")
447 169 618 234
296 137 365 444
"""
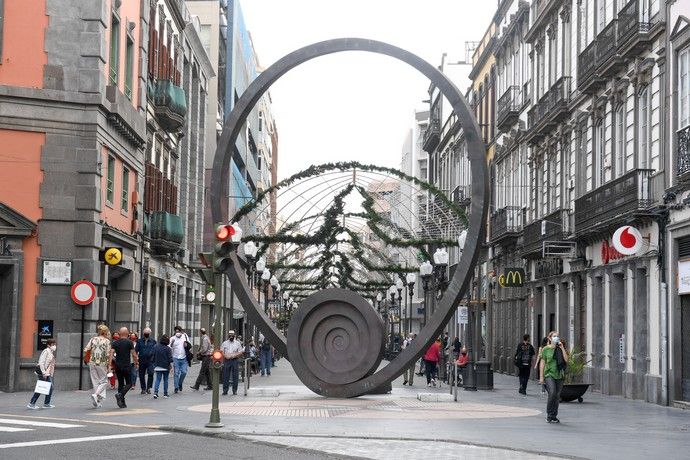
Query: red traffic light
215 224 235 241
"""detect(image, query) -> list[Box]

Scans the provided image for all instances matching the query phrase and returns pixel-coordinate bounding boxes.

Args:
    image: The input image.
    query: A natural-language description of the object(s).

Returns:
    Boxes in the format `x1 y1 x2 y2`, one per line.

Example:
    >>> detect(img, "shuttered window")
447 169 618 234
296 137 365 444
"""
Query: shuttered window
679 237 690 259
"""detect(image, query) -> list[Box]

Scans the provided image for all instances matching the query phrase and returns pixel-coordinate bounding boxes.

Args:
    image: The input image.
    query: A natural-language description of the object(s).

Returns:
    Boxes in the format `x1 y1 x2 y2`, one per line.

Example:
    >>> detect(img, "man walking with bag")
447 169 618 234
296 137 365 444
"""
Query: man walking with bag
539 331 569 423
28 339 57 409
136 327 156 394
514 334 535 395
109 327 139 408
191 327 213 390
170 325 191 393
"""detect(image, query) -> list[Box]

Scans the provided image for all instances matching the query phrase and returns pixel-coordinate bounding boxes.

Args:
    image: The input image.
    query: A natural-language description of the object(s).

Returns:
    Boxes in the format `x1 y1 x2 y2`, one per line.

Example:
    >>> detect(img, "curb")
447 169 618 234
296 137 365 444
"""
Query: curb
156 425 365 459
156 425 583 460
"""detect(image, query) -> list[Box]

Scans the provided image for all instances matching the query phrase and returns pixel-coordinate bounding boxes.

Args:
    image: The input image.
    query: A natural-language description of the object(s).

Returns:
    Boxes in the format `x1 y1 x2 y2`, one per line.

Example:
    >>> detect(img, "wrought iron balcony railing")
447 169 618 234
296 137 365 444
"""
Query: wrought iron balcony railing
522 208 571 258
422 118 441 153
451 185 471 207
575 169 653 235
617 0 652 57
678 126 690 181
152 79 187 132
497 86 522 132
148 211 184 254
577 39 598 92
546 76 572 122
490 206 524 243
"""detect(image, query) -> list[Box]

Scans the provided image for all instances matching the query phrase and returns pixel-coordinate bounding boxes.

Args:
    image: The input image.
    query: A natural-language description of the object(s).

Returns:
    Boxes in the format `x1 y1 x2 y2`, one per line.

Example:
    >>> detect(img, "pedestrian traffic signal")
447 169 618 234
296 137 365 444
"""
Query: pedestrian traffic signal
99 247 123 266
212 350 223 369
213 223 242 273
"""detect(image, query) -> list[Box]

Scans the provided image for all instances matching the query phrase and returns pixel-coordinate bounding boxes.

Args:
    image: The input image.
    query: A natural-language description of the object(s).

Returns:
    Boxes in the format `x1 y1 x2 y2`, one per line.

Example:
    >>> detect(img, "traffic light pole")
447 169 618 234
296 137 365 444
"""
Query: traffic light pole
206 271 224 428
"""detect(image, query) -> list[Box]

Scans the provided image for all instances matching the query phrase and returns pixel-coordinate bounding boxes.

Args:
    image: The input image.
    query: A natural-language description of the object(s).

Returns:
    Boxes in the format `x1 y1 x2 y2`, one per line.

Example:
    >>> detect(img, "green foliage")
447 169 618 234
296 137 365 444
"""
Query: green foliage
564 347 590 384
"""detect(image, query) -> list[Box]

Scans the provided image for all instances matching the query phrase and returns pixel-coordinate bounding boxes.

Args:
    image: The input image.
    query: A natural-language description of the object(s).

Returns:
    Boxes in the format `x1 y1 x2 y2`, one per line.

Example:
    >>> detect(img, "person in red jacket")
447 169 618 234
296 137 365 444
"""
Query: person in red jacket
423 338 442 387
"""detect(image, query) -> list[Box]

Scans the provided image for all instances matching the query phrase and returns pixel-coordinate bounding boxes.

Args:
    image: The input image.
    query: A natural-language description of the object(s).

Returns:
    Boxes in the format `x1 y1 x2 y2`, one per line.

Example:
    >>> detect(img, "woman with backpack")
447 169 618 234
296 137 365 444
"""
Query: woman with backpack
539 331 569 423
28 339 57 409
514 334 535 395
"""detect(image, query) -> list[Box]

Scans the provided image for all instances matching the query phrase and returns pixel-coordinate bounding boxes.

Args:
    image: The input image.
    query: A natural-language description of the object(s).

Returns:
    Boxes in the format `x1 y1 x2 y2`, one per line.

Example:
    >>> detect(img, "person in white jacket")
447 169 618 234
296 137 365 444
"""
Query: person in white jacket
28 338 57 409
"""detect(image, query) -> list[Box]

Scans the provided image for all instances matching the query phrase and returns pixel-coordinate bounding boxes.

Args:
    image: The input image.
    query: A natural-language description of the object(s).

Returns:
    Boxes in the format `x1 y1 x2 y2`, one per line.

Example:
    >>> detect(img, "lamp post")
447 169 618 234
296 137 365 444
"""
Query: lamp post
255 256 266 305
376 292 383 315
419 261 433 328
388 284 397 355
261 268 271 314
433 247 449 302
395 278 403 342
244 241 258 286
406 272 416 335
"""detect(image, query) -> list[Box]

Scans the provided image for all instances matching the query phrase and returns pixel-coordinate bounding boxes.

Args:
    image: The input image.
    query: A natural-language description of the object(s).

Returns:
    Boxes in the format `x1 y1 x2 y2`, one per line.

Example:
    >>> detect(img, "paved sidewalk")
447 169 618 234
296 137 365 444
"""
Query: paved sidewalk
1 360 689 460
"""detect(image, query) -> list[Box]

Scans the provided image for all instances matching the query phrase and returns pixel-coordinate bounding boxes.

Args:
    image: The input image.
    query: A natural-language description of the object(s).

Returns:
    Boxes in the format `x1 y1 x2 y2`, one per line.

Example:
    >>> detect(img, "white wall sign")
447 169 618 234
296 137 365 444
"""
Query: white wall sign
458 306 468 325
42 261 72 285
678 260 690 295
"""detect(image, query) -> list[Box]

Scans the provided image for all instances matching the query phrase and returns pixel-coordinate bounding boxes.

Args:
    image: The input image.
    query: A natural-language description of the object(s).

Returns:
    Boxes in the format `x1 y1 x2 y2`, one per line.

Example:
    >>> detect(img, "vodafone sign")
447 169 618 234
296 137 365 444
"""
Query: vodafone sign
612 226 643 256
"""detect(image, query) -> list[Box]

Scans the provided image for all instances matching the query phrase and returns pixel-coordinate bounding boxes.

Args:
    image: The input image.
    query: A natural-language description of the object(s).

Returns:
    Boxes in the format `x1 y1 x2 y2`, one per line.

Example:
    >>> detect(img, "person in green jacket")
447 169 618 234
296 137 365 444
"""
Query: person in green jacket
539 330 569 423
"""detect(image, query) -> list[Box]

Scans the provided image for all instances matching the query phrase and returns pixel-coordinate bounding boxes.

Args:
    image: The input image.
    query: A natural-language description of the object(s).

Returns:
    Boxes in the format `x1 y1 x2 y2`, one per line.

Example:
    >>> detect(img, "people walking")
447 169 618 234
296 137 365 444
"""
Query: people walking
169 325 190 393
539 331 569 423
514 334 535 395
259 336 272 377
109 327 139 409
129 332 138 390
83 325 111 407
152 334 173 399
109 331 120 389
423 338 441 387
402 333 414 386
191 328 213 390
136 327 156 394
28 339 57 409
221 330 244 395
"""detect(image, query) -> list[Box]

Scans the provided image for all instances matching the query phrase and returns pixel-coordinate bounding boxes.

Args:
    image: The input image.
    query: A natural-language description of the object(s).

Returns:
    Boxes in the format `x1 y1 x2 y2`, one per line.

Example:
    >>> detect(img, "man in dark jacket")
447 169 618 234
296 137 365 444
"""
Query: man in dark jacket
191 328 213 390
515 334 535 395
135 327 156 394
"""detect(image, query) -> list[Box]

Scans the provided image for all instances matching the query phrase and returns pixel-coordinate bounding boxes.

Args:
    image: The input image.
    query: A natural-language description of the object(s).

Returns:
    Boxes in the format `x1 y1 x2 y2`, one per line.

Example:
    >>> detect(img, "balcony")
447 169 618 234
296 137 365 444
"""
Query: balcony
546 77 572 124
490 206 524 244
577 39 600 93
524 77 571 144
575 169 654 236
149 211 184 254
522 209 571 258
496 86 522 132
596 20 625 78
422 119 441 153
451 185 471 208
677 126 690 184
152 79 187 132
617 0 654 58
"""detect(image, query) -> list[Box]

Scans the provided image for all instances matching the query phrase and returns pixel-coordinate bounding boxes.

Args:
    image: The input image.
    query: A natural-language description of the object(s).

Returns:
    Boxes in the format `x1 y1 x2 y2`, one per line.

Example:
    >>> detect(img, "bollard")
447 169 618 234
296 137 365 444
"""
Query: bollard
243 358 251 396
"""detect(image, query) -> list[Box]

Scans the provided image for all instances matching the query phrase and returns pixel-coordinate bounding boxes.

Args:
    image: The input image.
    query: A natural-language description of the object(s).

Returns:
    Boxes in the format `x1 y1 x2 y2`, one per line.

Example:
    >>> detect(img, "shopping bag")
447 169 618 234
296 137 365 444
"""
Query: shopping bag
34 379 52 395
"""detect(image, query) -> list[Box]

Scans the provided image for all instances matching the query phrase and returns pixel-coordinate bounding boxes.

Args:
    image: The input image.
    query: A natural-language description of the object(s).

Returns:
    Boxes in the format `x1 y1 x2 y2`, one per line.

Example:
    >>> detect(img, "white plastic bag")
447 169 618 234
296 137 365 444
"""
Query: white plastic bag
34 379 52 395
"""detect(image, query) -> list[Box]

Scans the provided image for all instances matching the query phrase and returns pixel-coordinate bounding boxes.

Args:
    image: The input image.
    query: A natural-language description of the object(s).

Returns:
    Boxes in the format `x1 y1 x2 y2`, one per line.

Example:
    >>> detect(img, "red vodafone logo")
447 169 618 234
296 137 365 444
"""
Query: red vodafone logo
612 226 643 256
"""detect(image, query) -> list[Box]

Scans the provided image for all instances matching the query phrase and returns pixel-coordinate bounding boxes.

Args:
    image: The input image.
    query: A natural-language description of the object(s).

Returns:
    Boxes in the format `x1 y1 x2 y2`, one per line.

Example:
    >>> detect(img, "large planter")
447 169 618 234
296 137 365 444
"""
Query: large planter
560 383 591 403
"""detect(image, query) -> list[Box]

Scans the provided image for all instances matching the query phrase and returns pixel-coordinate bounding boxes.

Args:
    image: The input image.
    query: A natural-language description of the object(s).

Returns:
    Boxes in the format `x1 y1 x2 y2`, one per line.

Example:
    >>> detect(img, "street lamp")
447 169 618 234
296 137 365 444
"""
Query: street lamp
244 241 258 287
419 261 433 327
406 272 416 335
395 278 403 339
376 292 383 315
388 285 397 354
261 268 271 313
433 247 449 295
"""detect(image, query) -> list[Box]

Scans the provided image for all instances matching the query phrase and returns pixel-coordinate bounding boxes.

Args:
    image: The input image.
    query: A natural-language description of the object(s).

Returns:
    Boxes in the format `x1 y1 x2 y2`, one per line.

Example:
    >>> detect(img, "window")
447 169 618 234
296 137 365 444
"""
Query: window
615 104 626 178
680 48 690 130
125 36 134 99
639 86 650 169
259 111 264 132
109 14 120 86
106 156 115 204
595 121 605 186
121 167 129 212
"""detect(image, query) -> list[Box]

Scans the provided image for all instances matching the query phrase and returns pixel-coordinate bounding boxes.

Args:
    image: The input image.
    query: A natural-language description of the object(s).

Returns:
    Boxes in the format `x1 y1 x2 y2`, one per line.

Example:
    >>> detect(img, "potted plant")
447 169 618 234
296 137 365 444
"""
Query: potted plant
561 347 591 403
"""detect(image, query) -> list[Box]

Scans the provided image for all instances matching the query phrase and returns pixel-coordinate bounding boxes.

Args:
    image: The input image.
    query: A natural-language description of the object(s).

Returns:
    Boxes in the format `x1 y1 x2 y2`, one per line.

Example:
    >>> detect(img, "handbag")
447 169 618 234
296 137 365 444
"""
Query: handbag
34 379 52 395
34 365 42 376
84 349 92 365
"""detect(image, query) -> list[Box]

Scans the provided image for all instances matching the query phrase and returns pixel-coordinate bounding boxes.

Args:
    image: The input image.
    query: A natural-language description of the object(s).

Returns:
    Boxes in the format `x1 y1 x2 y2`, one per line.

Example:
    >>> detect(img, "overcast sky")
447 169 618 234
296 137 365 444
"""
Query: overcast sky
240 0 497 180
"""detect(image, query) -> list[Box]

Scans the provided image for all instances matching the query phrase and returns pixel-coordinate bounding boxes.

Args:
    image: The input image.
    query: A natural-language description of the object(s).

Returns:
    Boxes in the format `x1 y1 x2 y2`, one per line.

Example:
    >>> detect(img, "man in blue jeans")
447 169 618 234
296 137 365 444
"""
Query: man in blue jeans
221 330 244 395
169 326 190 394
259 337 272 376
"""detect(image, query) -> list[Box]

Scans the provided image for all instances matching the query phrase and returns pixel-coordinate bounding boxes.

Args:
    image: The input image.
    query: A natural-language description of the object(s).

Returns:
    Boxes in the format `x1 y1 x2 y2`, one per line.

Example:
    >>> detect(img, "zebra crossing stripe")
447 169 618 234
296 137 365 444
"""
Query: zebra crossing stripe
0 418 83 429
0 432 169 449
0 426 32 432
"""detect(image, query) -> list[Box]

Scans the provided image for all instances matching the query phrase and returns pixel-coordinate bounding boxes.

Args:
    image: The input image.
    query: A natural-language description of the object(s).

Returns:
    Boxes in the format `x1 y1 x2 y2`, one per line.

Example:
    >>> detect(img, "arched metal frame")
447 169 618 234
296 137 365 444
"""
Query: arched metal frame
211 38 488 398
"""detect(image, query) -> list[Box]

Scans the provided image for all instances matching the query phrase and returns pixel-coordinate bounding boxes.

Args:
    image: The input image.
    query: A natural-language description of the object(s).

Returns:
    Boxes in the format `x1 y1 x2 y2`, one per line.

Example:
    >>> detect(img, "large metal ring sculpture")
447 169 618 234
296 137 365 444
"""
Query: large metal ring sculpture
211 38 488 398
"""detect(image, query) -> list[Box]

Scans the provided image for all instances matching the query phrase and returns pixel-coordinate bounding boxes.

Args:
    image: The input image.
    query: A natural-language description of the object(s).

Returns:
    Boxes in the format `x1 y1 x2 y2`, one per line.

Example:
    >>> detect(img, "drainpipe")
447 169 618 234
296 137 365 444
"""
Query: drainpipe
656 206 670 406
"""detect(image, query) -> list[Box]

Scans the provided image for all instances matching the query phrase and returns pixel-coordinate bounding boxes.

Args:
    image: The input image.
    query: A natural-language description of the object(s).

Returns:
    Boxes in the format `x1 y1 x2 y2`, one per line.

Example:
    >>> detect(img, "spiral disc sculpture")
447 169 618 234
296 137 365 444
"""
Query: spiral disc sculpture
210 38 488 398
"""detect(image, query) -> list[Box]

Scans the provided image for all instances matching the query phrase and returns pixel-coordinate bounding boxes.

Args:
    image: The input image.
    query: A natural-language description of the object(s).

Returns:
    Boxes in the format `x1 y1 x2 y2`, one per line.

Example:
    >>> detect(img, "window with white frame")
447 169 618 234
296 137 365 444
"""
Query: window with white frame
595 120 605 187
639 86 651 169
680 48 690 130
615 103 626 178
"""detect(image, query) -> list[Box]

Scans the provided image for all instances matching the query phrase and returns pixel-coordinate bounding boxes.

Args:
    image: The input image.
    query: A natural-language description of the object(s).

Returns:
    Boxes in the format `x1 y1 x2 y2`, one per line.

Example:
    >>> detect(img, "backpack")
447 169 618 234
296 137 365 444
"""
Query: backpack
261 339 271 352
515 344 532 367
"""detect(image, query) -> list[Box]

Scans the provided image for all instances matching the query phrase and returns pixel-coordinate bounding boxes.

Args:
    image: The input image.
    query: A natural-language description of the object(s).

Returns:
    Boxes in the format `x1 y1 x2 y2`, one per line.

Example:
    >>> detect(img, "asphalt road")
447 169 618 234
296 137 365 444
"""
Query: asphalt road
0 415 350 460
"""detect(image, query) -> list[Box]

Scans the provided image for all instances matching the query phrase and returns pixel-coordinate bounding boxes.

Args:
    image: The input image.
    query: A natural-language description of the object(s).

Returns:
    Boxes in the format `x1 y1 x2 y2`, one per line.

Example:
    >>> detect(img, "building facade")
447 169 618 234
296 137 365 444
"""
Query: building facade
0 0 213 391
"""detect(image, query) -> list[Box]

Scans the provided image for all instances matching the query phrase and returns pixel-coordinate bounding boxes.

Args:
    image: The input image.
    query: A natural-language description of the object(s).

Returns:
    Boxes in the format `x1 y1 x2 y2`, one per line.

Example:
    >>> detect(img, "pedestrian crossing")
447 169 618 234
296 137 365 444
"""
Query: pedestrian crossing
0 417 83 432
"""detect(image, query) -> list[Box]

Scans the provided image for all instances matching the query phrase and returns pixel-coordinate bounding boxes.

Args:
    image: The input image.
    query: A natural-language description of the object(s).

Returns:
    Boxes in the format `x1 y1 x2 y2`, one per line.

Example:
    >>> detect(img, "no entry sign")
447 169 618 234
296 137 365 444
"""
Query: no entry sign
71 280 96 306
